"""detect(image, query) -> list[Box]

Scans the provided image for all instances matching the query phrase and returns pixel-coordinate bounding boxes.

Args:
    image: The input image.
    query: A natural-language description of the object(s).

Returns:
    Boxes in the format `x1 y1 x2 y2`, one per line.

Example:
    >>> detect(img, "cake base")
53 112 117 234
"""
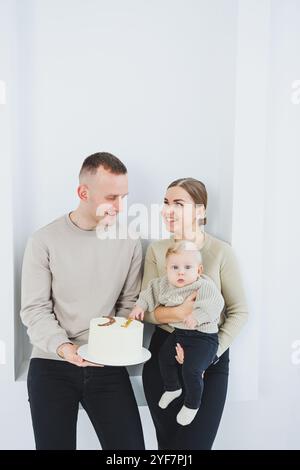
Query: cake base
77 344 151 366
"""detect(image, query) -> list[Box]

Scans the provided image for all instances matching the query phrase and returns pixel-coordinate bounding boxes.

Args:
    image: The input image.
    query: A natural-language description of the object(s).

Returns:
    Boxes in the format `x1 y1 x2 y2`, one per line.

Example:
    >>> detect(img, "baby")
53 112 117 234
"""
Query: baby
130 240 224 426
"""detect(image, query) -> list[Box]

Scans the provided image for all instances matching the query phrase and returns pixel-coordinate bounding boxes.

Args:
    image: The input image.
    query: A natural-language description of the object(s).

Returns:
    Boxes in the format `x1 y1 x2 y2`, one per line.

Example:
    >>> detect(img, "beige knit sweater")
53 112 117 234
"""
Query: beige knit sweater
141 233 248 357
136 274 225 334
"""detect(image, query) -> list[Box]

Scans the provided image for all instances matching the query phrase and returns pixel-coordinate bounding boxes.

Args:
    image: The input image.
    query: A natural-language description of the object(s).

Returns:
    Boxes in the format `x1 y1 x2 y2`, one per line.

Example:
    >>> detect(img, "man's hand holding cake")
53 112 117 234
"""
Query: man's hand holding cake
56 342 104 367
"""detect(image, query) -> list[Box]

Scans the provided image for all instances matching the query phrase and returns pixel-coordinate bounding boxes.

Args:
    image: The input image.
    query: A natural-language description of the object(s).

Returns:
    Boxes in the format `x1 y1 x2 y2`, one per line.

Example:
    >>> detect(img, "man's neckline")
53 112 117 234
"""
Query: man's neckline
64 212 97 236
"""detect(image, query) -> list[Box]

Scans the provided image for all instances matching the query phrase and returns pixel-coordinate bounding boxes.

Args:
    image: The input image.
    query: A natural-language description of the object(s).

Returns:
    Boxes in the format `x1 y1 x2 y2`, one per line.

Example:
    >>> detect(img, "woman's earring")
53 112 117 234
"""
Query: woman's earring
197 214 206 234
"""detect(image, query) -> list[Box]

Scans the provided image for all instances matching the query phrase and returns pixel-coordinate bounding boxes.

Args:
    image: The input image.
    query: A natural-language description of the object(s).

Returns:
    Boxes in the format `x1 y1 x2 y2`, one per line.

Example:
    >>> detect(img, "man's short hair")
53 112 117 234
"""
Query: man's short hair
79 152 127 179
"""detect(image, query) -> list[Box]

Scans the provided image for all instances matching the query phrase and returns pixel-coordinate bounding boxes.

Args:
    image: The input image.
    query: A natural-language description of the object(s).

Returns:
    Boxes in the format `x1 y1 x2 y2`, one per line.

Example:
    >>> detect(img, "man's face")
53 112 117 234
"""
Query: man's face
80 167 129 226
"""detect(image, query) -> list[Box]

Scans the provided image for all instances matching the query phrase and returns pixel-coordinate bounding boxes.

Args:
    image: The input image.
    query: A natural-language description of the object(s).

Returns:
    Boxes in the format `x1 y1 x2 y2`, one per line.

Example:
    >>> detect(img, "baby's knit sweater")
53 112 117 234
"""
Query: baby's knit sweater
136 274 225 334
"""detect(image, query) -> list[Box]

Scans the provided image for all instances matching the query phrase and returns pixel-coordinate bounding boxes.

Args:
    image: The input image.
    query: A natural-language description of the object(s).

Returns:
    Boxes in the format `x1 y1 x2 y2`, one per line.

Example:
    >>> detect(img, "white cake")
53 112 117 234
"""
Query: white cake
87 316 144 365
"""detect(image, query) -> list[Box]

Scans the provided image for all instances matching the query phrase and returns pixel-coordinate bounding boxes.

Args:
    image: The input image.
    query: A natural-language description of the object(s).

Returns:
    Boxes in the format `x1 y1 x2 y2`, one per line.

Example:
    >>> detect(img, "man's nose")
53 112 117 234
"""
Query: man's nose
113 197 122 213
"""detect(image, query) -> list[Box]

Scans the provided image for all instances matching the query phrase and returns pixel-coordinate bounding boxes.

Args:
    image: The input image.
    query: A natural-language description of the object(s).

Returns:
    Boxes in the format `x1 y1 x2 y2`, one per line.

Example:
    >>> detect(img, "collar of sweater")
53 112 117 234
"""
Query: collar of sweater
161 275 203 295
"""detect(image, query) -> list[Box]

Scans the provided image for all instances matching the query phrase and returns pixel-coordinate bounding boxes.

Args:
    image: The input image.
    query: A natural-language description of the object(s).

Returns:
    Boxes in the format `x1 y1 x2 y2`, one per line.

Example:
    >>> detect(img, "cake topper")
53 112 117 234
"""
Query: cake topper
121 318 133 328
97 316 116 327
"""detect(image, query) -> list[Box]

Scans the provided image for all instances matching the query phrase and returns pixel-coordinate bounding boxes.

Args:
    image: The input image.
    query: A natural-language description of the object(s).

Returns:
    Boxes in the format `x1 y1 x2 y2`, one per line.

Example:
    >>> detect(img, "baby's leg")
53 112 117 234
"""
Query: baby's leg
177 334 218 425
158 332 182 409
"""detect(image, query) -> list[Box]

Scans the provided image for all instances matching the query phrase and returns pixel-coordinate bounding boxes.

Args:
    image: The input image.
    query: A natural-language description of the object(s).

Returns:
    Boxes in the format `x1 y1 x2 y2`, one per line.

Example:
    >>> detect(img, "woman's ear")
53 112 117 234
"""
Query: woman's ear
196 204 206 221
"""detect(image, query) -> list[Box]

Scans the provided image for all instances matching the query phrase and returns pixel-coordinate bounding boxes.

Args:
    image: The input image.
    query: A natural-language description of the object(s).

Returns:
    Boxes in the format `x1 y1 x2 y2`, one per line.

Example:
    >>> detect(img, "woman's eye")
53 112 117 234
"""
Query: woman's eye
175 202 183 207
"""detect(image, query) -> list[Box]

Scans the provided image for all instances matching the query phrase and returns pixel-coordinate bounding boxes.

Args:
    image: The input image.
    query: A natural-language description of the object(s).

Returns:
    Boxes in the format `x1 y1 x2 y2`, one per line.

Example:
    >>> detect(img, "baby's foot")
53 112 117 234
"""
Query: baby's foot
176 405 199 426
158 389 182 409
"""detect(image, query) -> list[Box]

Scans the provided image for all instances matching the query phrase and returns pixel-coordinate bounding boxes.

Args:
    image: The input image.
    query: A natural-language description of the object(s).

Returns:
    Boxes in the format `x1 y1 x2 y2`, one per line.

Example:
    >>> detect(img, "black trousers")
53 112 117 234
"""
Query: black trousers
142 327 229 450
159 329 219 409
27 358 145 450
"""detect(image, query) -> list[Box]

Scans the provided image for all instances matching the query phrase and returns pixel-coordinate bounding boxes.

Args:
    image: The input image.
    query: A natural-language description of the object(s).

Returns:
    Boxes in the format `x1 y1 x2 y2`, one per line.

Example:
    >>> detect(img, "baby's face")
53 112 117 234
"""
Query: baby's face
166 252 202 288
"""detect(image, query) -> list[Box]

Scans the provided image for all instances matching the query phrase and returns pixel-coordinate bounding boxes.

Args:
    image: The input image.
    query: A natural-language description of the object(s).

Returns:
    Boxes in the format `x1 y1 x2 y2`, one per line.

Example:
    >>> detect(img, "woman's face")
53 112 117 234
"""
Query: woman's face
162 186 198 237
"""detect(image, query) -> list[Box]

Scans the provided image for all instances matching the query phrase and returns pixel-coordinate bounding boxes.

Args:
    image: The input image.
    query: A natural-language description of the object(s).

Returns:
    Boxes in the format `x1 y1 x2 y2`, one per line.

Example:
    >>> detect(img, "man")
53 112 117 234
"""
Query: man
20 152 145 450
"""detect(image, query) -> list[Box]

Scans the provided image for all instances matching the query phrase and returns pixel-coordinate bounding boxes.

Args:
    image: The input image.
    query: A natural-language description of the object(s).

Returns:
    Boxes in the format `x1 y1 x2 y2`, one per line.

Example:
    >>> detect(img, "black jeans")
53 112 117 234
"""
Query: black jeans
142 327 229 450
159 329 219 409
27 358 145 450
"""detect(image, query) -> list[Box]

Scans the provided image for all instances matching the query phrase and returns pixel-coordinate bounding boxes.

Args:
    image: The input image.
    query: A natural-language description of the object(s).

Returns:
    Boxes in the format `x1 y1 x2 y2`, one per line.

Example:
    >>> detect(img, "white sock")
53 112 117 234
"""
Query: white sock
176 405 199 426
158 389 182 409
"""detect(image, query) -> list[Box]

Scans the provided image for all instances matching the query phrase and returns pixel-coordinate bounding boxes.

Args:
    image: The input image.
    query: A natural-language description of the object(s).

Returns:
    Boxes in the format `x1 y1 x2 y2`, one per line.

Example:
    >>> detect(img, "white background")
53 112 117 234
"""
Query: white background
0 0 300 449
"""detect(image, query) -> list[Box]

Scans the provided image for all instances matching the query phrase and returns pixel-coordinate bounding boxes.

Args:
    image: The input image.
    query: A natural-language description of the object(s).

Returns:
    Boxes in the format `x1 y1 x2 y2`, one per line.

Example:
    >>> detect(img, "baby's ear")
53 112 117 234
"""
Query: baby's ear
198 264 204 275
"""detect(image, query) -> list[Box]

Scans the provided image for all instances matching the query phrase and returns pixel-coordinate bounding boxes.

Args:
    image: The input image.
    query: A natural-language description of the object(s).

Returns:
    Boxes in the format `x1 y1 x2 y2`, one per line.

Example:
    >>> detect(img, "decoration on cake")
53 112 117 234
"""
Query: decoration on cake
78 316 151 366
97 316 116 327
121 318 133 328
85 316 146 365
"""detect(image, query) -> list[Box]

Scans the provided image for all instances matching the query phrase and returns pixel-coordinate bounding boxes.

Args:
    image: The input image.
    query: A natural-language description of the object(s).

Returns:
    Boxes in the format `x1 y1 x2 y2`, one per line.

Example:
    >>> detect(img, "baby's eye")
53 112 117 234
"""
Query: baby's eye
185 265 192 269
172 265 178 270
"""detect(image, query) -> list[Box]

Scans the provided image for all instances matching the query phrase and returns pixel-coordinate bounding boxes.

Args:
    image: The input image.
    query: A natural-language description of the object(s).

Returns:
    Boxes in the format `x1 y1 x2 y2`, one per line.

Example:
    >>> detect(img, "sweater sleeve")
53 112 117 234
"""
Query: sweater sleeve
140 244 161 325
136 277 161 312
217 244 249 357
115 239 143 318
20 236 70 355
193 278 225 325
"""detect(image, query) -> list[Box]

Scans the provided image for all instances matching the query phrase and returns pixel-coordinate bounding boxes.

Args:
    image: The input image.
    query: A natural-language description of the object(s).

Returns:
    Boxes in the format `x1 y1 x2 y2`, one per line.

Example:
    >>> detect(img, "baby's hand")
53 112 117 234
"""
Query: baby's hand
184 314 198 330
129 305 145 321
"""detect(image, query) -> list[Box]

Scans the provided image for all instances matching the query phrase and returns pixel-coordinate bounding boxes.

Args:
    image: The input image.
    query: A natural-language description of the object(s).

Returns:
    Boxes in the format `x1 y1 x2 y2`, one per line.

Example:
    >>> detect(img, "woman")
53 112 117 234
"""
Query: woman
142 178 248 450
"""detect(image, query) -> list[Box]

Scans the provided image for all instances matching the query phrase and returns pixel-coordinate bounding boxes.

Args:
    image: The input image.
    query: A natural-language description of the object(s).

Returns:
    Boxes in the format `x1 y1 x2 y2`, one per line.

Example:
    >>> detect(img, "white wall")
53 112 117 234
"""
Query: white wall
213 0 300 450
1 0 299 450
12 0 239 376
0 0 17 383
12 0 242 384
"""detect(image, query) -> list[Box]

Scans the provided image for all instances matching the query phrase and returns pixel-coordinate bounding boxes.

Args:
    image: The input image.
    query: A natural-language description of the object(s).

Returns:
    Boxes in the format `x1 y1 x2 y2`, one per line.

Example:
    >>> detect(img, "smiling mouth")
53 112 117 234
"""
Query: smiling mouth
177 279 185 283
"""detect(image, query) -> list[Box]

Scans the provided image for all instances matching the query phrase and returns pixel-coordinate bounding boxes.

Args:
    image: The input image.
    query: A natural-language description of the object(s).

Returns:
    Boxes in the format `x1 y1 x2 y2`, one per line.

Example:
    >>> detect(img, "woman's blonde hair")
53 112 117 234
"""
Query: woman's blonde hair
165 240 203 264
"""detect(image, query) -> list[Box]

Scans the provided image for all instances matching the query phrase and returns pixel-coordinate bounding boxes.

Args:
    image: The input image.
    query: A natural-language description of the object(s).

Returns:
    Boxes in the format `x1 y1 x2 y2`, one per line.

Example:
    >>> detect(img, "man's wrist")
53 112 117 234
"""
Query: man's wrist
56 342 73 359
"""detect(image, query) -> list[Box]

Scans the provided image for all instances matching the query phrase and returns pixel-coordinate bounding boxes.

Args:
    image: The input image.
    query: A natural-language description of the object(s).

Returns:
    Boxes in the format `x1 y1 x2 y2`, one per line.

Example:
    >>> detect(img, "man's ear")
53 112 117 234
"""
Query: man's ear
198 264 204 275
77 184 88 201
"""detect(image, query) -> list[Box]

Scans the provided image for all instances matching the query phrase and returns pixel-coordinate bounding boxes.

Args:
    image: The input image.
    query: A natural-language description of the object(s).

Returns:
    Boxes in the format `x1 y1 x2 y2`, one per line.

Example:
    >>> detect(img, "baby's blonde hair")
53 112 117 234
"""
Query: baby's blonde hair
166 240 203 265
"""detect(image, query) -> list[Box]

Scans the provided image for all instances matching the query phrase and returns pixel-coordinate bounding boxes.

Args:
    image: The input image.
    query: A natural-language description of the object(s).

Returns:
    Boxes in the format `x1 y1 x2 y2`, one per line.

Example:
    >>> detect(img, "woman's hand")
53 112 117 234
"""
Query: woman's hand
175 290 199 322
184 314 198 329
175 343 205 378
153 290 198 325
175 343 184 364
